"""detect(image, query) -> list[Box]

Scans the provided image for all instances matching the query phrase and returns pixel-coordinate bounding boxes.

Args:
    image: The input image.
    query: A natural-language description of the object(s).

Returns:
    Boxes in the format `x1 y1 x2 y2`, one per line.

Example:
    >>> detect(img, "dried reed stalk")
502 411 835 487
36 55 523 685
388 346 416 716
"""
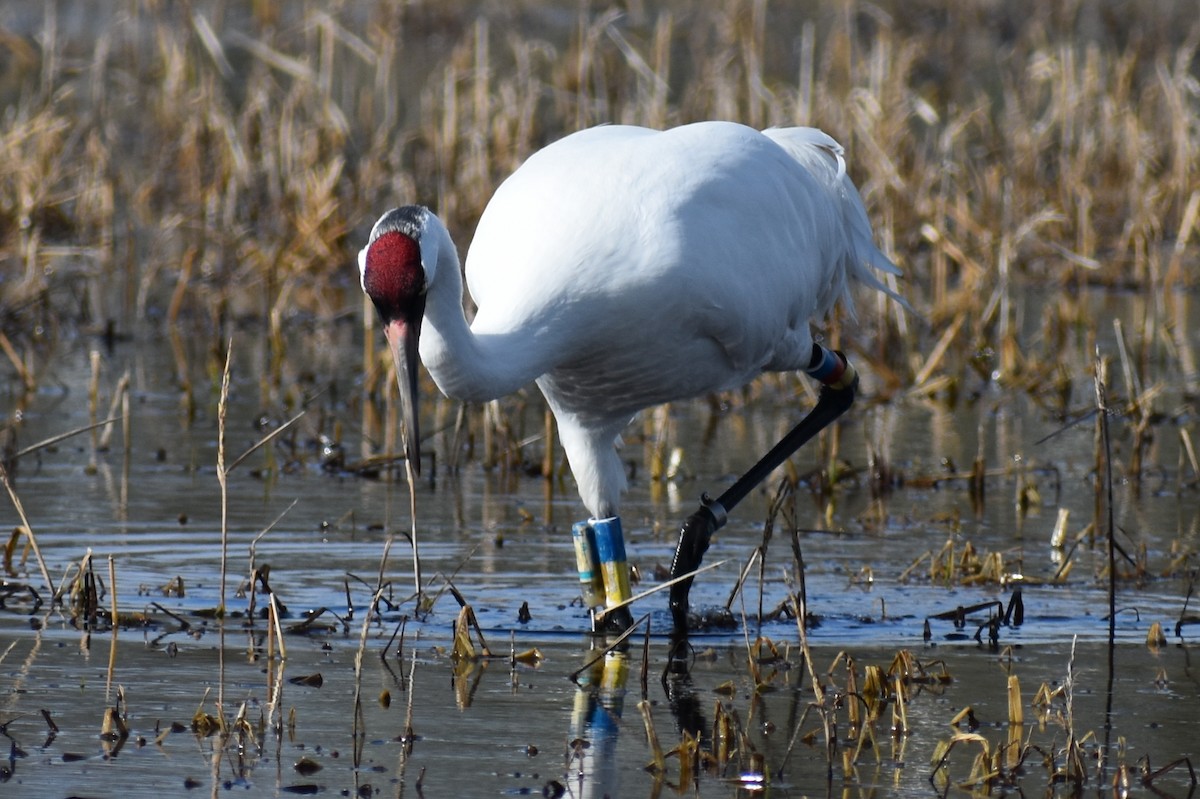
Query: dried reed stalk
0 465 54 599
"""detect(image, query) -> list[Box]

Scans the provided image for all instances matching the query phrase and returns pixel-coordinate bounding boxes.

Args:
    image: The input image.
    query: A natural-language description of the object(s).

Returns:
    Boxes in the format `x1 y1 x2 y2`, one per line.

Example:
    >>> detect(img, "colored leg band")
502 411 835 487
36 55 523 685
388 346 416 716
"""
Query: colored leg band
806 345 857 390
805 344 844 383
571 521 606 609
590 516 632 608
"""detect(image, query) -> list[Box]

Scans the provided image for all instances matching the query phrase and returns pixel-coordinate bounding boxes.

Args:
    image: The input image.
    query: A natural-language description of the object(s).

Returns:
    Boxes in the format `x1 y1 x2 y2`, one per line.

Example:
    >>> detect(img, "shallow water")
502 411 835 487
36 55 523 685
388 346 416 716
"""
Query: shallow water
3 0 1200 794
3 289 1199 797
4 631 1200 798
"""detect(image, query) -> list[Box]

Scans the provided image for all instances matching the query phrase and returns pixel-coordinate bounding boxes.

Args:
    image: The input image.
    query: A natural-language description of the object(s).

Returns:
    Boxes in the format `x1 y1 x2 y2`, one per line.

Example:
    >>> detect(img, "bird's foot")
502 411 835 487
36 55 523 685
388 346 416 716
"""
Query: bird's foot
592 604 635 637
667 502 723 638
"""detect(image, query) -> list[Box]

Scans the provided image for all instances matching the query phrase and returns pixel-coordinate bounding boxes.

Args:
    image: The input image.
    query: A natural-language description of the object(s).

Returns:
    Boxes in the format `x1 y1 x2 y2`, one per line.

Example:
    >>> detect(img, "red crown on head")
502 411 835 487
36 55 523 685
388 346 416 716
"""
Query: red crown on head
364 231 424 308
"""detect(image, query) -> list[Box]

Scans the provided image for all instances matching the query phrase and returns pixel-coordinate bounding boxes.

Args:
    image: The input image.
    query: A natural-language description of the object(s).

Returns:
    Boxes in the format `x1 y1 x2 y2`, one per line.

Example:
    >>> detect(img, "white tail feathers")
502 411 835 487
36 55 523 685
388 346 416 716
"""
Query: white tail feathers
762 126 907 315
764 126 848 179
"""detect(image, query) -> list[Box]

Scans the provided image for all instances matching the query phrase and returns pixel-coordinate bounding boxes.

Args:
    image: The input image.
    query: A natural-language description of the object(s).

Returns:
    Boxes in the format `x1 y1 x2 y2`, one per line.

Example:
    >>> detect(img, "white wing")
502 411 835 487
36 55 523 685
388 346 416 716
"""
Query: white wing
463 121 896 415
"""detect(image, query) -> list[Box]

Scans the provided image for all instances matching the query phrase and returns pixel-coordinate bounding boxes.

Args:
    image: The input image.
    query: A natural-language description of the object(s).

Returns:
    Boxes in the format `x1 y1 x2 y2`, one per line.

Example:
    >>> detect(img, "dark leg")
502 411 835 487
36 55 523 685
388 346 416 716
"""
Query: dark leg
667 347 859 642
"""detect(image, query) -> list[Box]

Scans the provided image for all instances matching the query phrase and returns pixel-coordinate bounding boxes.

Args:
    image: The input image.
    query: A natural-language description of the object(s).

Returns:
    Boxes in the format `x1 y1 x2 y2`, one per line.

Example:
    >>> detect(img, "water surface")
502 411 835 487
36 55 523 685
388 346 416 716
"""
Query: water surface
3 291 1198 797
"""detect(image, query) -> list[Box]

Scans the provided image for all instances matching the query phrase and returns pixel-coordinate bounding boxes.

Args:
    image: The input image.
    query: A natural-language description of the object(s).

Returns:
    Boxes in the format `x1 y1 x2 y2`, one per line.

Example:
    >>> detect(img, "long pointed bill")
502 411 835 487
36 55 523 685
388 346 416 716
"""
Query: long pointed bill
383 317 422 477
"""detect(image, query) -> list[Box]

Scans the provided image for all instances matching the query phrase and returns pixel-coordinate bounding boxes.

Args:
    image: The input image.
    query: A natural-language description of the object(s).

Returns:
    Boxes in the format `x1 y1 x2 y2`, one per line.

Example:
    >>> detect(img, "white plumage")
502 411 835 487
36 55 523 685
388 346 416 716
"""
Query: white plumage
360 120 899 520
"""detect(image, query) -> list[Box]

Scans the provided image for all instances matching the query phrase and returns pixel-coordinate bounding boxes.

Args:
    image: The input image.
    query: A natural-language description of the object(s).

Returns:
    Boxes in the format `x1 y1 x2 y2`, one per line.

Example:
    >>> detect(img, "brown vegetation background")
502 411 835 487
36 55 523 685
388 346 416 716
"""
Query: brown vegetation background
1 1 1197 402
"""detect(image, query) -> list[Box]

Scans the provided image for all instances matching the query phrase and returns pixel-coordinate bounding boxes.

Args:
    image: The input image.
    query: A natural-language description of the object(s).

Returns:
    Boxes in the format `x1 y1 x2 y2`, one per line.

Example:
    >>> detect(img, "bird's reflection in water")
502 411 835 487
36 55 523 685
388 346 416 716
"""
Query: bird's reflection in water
662 657 707 745
569 647 628 798
567 642 715 798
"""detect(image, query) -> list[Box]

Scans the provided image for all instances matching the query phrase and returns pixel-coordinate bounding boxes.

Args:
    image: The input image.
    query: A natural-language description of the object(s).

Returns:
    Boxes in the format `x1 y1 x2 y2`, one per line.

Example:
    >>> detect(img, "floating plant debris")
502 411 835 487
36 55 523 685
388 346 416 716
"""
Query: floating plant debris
289 673 324 688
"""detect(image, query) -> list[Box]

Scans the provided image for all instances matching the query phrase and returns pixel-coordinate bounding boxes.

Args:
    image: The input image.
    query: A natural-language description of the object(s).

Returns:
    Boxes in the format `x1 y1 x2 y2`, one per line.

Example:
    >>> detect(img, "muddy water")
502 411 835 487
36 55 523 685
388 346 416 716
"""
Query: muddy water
2 288 1198 797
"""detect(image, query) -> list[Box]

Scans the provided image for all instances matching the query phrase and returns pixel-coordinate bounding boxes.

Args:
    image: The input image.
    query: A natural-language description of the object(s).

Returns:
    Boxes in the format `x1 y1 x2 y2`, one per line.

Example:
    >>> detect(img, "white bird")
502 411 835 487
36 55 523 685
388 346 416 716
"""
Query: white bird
359 121 900 633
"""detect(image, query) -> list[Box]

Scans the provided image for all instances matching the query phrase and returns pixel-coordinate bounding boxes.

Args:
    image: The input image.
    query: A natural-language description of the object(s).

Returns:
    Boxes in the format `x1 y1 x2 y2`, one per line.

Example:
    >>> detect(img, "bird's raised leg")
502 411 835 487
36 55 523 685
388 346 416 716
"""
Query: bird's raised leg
668 344 859 642
575 516 635 634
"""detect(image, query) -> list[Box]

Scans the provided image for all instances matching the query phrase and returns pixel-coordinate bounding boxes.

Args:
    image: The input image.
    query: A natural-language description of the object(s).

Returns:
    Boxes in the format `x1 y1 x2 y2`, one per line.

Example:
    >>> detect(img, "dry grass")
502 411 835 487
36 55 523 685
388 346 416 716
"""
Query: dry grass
1 4 1195 310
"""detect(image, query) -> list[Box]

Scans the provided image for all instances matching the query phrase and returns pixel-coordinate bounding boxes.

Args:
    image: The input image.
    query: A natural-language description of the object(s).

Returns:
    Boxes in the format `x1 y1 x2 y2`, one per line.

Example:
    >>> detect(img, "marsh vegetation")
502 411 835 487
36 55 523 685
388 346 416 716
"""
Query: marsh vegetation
1 1 1198 796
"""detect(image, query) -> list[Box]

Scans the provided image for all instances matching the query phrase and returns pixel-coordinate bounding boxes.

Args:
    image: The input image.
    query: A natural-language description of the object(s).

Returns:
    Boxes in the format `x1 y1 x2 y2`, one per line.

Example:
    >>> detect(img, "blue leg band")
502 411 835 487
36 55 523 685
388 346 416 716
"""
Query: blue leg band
590 516 632 607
